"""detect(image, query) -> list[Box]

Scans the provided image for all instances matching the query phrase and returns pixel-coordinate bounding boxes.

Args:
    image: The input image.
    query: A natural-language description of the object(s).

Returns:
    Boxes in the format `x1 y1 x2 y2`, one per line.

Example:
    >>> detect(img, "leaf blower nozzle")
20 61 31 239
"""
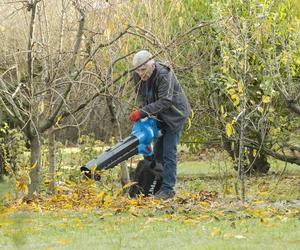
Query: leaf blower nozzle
80 117 160 180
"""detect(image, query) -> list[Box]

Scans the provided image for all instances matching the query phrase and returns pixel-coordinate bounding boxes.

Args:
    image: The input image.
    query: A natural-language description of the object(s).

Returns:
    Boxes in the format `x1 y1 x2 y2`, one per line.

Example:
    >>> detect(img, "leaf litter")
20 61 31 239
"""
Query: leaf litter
1 176 299 226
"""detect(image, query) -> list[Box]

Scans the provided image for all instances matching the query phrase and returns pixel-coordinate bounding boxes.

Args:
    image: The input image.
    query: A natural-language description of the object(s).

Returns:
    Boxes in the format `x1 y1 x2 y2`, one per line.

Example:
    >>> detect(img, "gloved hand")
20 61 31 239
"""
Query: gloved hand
129 110 142 122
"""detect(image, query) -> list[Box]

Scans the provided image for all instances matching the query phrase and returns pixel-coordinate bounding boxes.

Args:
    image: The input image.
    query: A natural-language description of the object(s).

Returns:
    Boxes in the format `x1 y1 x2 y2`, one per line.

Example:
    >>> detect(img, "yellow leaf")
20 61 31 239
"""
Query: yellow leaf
253 200 264 204
248 208 269 217
257 191 268 197
257 106 264 113
30 162 37 171
91 164 97 172
179 16 184 28
186 117 192 130
199 214 210 220
222 65 229 73
231 94 240 106
38 101 44 114
253 149 257 157
122 182 135 189
57 239 71 245
270 127 281 136
220 105 224 115
184 219 198 223
211 227 221 237
225 123 235 137
103 193 111 208
95 191 105 203
199 201 210 207
63 203 72 209
56 171 63 176
238 81 244 94
228 88 236 95
85 61 94 70
190 109 195 119
55 115 62 128
262 95 271 103
16 180 28 194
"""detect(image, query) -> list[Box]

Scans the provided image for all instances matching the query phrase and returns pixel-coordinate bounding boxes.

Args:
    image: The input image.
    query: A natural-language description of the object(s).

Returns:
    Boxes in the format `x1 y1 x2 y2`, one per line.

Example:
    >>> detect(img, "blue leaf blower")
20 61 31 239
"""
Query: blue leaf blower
80 117 160 180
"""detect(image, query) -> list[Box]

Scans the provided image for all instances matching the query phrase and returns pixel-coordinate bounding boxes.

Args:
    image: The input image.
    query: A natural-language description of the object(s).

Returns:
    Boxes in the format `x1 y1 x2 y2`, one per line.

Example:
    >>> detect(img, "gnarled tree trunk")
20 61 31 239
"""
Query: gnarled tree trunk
28 134 41 198
222 135 270 174
48 128 56 193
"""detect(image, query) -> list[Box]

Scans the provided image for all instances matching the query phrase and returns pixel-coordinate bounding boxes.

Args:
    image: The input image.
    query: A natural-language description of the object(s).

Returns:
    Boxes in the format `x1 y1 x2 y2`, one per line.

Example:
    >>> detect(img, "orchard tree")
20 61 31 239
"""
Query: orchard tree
185 0 300 175
0 0 134 197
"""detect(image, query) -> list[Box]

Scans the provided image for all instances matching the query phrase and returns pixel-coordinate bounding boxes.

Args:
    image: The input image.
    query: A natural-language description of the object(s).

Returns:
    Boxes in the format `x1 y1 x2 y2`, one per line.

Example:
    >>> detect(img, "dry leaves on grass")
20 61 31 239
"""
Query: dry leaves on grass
1 178 299 224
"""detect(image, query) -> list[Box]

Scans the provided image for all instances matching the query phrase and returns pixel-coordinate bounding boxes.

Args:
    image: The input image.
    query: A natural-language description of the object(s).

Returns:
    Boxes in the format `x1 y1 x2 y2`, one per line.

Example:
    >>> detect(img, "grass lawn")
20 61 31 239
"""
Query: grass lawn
1 211 299 250
1 158 300 250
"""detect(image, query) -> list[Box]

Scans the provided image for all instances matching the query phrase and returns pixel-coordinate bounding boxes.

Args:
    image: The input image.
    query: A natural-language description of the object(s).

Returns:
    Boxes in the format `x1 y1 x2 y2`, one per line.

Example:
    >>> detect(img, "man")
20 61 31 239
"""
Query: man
129 50 191 200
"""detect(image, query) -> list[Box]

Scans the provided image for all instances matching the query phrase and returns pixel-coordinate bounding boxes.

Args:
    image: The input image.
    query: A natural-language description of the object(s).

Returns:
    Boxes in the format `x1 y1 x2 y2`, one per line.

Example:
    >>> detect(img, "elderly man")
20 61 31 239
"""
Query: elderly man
130 50 191 200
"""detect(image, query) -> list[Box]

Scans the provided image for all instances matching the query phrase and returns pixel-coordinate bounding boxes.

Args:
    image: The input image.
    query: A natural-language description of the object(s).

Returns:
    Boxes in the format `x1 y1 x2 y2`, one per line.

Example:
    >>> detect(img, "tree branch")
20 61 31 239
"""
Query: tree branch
245 139 300 166
263 147 300 165
59 20 214 120
0 78 24 123
287 100 300 116
39 6 85 133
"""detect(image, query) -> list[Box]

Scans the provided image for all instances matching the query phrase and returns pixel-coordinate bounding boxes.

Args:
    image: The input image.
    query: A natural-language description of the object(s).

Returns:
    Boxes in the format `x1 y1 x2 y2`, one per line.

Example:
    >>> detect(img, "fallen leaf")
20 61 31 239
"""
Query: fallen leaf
253 200 265 204
234 234 247 239
57 239 71 245
184 218 198 223
199 214 210 220
211 227 221 237
260 218 269 224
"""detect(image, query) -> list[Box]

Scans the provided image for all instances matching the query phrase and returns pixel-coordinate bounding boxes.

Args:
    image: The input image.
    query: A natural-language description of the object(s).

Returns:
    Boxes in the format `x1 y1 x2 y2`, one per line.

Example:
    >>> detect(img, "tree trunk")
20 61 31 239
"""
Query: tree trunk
106 96 130 186
222 136 270 174
0 146 4 181
287 100 300 116
48 128 56 193
247 149 270 174
28 134 41 198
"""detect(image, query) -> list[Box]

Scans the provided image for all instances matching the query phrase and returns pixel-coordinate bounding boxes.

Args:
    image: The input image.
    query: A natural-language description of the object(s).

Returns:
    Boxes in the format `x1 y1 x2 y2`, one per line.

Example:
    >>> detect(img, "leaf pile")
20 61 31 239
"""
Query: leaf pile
2 178 299 224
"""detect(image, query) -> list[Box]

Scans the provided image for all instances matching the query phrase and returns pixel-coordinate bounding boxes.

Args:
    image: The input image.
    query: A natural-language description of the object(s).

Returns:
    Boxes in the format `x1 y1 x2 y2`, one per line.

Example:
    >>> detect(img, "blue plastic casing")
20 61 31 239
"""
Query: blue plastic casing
131 117 160 156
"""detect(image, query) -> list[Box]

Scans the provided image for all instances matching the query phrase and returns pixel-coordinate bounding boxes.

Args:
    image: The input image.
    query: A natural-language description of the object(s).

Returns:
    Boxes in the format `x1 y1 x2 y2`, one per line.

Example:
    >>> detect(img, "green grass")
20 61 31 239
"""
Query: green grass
1 158 300 250
0 211 299 250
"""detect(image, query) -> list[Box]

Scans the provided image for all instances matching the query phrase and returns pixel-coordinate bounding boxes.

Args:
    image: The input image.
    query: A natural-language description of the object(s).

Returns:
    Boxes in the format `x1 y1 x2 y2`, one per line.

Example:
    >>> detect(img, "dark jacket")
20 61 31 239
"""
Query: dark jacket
133 61 191 132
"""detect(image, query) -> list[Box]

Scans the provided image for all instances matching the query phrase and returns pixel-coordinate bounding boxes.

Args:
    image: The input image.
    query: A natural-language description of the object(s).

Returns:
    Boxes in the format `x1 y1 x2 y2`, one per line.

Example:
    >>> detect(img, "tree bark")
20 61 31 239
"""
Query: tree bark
27 0 38 85
263 148 300 165
106 96 130 186
48 128 56 193
28 134 41 198
0 146 5 181
223 135 271 174
287 100 300 116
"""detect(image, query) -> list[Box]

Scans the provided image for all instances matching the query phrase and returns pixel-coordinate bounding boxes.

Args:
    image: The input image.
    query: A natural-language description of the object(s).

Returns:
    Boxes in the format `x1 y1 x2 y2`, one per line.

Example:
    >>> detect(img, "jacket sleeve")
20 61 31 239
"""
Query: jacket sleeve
141 72 174 116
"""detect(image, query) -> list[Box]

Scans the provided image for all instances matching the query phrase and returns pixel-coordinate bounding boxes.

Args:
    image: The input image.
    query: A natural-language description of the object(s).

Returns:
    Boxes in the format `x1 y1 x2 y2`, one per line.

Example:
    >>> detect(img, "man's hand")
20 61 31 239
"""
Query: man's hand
129 110 142 122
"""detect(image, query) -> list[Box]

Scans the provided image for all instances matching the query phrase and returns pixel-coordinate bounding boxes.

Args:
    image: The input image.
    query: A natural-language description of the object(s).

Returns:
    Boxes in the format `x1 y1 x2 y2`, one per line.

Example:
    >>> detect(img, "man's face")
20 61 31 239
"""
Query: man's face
136 63 155 81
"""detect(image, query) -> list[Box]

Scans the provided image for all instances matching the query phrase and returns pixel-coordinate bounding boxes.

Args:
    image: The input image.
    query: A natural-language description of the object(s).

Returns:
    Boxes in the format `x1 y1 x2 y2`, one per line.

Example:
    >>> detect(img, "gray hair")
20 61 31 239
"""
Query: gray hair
132 50 155 68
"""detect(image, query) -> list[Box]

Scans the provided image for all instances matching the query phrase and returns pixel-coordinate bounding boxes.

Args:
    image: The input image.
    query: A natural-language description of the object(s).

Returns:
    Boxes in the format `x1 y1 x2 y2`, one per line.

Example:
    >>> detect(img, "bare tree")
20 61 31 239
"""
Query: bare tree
0 0 132 197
